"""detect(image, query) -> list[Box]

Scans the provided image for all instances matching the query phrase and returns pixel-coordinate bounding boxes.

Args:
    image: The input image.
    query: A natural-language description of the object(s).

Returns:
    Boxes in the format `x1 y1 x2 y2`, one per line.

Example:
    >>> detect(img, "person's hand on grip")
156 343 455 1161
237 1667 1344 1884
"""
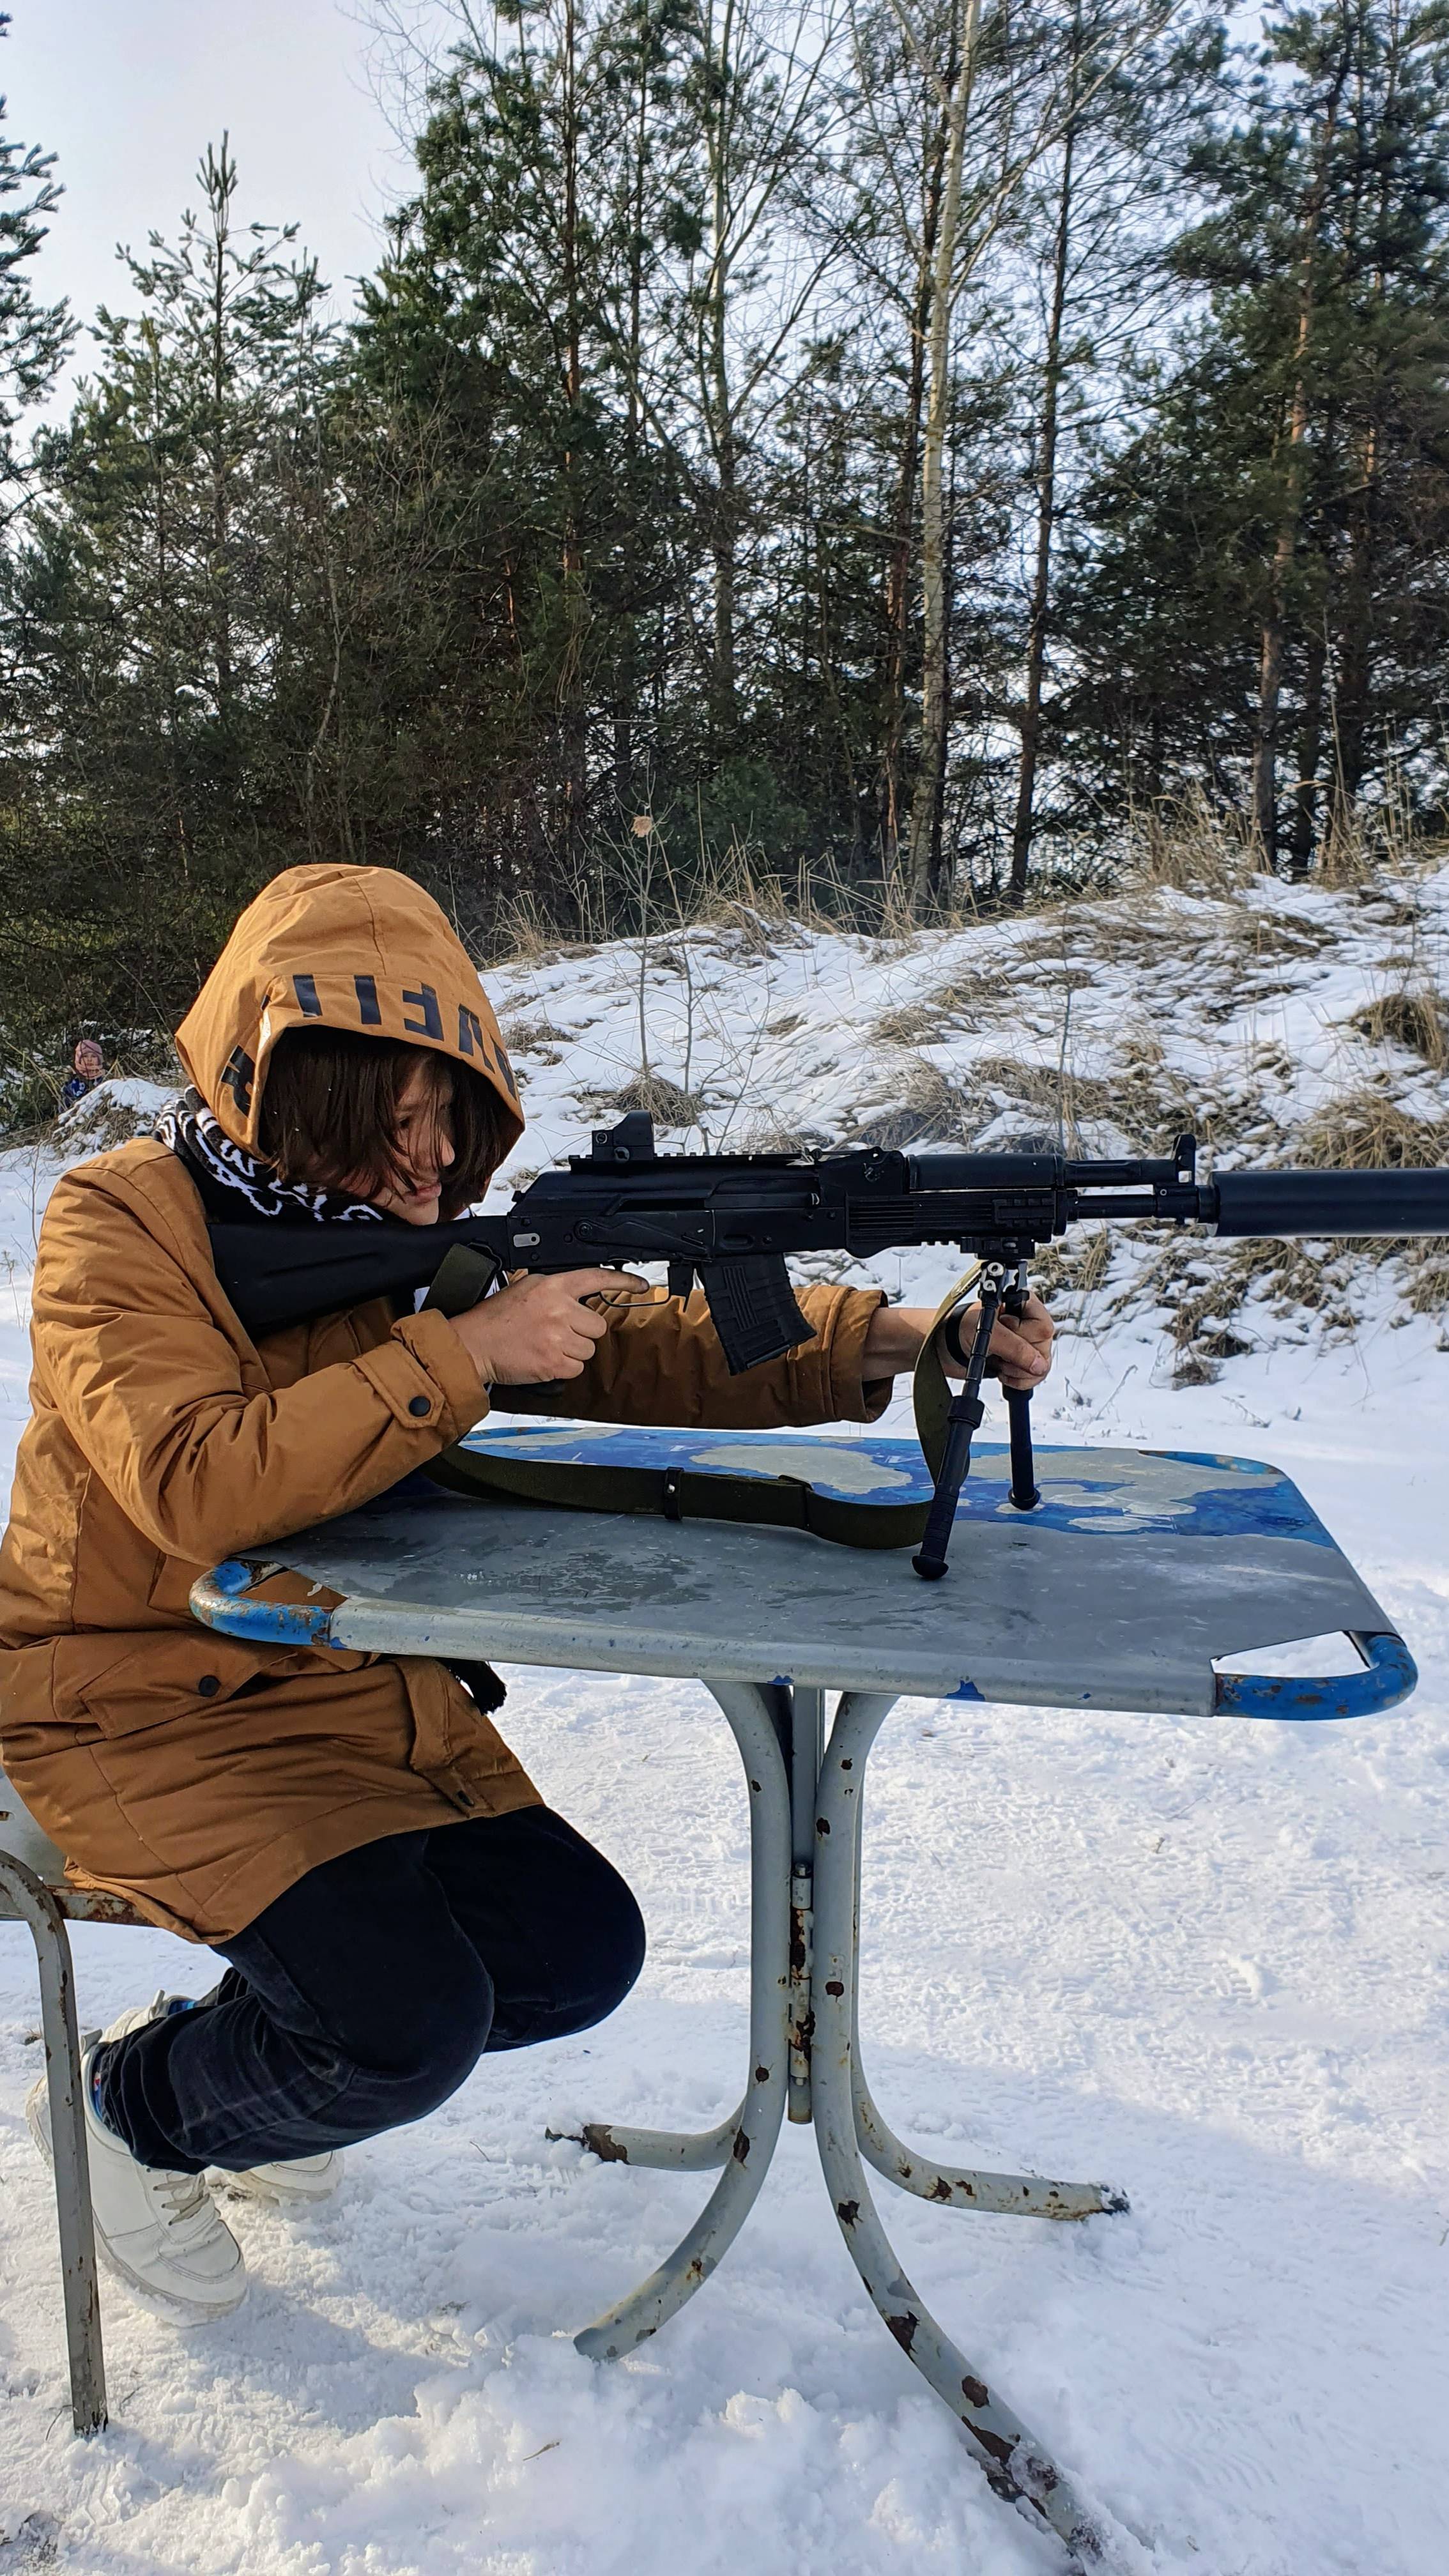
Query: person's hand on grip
861 1291 1054 1393
448 1269 649 1386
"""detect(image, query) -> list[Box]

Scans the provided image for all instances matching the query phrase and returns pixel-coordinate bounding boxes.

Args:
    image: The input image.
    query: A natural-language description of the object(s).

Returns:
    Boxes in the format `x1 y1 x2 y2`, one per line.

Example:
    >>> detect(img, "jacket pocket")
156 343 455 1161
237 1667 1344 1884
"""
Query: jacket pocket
75 1637 277 1739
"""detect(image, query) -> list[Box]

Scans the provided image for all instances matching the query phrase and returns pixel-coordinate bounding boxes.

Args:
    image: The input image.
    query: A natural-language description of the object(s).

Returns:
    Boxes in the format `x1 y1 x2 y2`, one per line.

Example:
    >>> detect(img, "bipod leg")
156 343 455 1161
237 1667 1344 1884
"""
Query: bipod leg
1004 1392 1040 1511
1003 1266 1041 1512
913 1268 1002 1581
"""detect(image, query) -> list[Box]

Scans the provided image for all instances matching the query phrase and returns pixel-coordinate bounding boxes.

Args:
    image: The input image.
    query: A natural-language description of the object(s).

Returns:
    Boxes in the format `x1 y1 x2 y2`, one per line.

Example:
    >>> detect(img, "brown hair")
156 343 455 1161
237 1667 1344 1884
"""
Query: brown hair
257 1027 507 1218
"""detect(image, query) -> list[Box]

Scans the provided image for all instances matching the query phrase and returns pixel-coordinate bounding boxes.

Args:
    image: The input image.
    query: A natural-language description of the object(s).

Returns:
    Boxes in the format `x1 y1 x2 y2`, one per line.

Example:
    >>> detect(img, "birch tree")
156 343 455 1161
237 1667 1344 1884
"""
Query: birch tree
1004 2 1208 895
866 0 1183 911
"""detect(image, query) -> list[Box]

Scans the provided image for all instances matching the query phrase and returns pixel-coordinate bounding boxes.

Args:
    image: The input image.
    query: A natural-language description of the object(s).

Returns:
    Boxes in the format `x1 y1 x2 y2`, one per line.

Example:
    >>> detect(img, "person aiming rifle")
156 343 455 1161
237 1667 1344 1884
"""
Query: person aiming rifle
0 863 1050 2321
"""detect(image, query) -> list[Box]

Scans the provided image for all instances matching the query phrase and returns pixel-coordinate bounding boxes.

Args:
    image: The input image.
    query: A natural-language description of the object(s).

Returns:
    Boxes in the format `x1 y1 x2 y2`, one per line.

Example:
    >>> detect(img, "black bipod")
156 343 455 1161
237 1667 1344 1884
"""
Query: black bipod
1002 1263 1041 1514
913 1265 1002 1581
913 1263 1041 1581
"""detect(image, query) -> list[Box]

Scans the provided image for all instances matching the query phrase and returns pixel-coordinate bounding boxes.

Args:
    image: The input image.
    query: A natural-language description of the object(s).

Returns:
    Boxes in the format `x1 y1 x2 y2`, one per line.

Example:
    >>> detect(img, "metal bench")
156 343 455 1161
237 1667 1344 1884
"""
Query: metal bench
0 1768 155 2435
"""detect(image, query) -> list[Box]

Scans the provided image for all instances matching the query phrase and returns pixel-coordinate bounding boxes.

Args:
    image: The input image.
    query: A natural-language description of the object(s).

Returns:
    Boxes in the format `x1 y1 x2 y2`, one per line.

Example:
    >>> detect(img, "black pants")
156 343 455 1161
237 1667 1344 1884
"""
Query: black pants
93 1809 647 2174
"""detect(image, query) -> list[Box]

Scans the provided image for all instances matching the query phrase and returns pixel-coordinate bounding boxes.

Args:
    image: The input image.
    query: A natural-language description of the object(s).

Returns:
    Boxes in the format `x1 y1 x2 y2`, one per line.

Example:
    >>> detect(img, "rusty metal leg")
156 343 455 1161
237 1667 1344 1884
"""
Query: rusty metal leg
0 1854 107 2436
854 2069 1128 2221
572 1679 791 2358
811 1694 1112 2568
576 2103 739 2174
841 1744 1127 2222
788 1685 822 2124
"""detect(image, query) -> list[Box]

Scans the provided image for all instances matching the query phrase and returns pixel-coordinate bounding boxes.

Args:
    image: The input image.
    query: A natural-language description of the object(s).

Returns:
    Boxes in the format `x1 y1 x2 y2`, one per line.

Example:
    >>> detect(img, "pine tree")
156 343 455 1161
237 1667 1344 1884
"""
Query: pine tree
0 142 339 1036
355 0 701 907
0 10 72 515
1062 2 1449 865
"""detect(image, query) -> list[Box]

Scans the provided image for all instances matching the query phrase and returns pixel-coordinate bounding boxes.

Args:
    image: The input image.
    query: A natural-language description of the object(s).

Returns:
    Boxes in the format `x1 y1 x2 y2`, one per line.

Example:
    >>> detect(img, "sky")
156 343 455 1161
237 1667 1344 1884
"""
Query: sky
1 0 441 402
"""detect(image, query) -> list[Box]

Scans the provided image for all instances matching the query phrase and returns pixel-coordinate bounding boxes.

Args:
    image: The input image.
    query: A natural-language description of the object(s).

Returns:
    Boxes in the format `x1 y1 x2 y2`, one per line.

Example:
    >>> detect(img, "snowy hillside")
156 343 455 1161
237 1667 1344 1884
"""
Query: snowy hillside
1 871 1447 2575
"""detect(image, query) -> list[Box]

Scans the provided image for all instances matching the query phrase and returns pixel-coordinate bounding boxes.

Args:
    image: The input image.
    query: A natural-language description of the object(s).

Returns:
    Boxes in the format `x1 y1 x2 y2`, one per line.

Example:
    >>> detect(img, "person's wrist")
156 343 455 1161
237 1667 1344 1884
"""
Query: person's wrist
860 1301 926 1377
447 1307 493 1383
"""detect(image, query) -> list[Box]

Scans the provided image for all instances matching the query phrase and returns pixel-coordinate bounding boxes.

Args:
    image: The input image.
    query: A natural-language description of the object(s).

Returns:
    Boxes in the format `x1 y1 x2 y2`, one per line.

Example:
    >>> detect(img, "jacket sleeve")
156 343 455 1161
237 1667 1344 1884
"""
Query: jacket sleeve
525 1280 894 1430
31 1167 489 1561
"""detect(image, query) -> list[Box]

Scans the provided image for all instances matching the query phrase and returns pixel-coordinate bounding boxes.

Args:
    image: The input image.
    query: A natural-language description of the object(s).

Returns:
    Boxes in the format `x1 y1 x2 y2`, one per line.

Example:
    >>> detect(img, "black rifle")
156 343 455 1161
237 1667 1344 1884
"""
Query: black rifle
208 1110 1449 1579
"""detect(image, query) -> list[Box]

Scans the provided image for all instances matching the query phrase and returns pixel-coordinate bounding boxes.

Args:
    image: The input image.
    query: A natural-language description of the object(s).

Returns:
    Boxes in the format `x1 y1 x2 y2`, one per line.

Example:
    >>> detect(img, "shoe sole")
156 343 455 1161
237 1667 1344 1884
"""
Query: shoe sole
26 2084 247 2324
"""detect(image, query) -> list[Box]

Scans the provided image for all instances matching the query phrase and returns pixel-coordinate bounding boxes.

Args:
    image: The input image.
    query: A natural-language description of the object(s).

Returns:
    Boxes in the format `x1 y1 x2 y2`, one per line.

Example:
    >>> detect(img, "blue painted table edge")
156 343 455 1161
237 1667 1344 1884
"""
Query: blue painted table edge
190 1429 1419 1723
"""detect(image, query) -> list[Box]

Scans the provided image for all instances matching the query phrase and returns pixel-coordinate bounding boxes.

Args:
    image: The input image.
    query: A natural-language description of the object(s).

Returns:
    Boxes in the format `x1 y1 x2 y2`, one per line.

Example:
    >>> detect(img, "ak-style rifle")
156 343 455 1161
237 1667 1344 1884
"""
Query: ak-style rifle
208 1111 1449 1579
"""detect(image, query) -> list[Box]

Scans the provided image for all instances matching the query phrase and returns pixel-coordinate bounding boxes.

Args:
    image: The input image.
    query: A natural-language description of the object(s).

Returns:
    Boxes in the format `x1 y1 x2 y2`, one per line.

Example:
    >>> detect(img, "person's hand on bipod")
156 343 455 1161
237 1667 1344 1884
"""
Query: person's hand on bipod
862 1292 1055 1392
449 1268 650 1384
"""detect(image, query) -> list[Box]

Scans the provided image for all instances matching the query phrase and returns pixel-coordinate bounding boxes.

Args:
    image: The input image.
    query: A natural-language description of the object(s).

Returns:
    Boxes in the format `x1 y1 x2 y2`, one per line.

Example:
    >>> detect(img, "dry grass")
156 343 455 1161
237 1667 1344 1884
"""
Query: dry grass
1347 990 1449 1071
500 1018 575 1062
54 1091 159 1153
936 965 1027 1012
871 966 1020 1049
1125 790 1261 898
1296 1086 1449 1169
871 1002 948 1047
838 1054 971 1149
739 1111 830 1155
1404 1246 1449 1313
1117 1233 1359 1383
607 1070 702 1126
1032 1226 1114 1303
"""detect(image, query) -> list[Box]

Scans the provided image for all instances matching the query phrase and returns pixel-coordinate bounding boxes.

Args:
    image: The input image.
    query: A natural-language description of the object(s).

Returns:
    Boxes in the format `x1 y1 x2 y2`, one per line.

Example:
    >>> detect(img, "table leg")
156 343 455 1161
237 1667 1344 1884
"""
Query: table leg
571 1681 818 2174
842 1751 1127 2222
788 1687 823 2124
854 2067 1127 2221
811 1692 1110 2567
572 1680 792 2359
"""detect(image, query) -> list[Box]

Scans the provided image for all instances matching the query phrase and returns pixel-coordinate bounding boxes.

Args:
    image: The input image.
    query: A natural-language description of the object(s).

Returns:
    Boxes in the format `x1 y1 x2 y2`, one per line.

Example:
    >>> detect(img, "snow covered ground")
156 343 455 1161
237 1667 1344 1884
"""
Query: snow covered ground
1 875 1447 2573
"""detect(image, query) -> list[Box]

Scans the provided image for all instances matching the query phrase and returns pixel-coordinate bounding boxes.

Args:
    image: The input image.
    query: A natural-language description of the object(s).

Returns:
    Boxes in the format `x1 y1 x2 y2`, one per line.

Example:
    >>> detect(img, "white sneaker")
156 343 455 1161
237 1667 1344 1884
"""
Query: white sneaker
26 2047 246 2322
215 2151 342 2207
99 1991 344 2208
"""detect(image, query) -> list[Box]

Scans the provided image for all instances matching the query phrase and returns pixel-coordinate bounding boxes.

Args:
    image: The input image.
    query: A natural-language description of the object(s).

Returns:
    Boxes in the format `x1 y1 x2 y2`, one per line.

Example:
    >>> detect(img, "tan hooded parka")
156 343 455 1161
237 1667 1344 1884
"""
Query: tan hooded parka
0 866 887 1941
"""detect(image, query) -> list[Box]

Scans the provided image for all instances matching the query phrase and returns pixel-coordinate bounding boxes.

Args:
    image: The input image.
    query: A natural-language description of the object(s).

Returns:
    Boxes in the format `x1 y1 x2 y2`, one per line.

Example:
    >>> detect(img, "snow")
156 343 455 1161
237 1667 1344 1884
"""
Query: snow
2 879 1448 2573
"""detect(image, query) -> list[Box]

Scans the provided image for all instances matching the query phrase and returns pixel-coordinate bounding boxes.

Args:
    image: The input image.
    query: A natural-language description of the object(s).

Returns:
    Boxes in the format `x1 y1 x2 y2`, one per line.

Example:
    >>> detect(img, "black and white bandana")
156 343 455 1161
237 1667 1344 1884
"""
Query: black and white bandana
156 1089 387 1227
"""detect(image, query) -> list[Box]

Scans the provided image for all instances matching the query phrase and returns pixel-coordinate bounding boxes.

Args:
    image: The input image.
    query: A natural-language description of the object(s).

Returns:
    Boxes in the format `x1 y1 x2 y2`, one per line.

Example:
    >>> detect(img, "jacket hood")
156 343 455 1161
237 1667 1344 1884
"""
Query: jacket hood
174 864 523 1162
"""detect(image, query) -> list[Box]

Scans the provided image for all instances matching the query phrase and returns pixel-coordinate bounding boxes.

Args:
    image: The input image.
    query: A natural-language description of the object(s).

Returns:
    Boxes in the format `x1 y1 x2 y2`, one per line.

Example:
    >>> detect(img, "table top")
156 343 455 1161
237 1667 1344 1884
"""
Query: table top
191 1428 1413 1721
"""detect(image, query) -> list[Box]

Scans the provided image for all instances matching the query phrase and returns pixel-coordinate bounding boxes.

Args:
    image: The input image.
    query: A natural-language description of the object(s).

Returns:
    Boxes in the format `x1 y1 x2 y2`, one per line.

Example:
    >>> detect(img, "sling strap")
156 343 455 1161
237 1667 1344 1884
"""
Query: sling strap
419 1248 985 1550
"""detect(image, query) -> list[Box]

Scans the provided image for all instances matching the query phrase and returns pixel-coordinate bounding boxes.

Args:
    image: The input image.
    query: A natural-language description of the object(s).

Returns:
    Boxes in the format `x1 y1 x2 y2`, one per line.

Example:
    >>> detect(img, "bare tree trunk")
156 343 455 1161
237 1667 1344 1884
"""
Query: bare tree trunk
705 12 739 757
1327 417 1378 846
907 0 979 917
701 0 737 752
1328 12 1399 854
613 34 652 807
206 146 236 731
1252 23 1351 867
880 109 948 882
1008 7 1080 907
1288 620 1326 875
558 0 589 881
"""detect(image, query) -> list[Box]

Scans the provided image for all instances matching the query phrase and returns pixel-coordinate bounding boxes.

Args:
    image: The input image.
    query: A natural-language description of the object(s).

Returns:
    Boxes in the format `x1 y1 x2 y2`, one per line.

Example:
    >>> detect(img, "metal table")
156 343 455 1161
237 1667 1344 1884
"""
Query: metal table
187 1426 1414 2570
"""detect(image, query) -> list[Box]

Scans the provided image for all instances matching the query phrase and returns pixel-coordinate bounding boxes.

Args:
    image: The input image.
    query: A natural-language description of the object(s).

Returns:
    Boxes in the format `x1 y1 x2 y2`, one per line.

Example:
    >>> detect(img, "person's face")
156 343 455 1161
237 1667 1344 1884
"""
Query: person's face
74 1041 103 1078
349 1061 456 1225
